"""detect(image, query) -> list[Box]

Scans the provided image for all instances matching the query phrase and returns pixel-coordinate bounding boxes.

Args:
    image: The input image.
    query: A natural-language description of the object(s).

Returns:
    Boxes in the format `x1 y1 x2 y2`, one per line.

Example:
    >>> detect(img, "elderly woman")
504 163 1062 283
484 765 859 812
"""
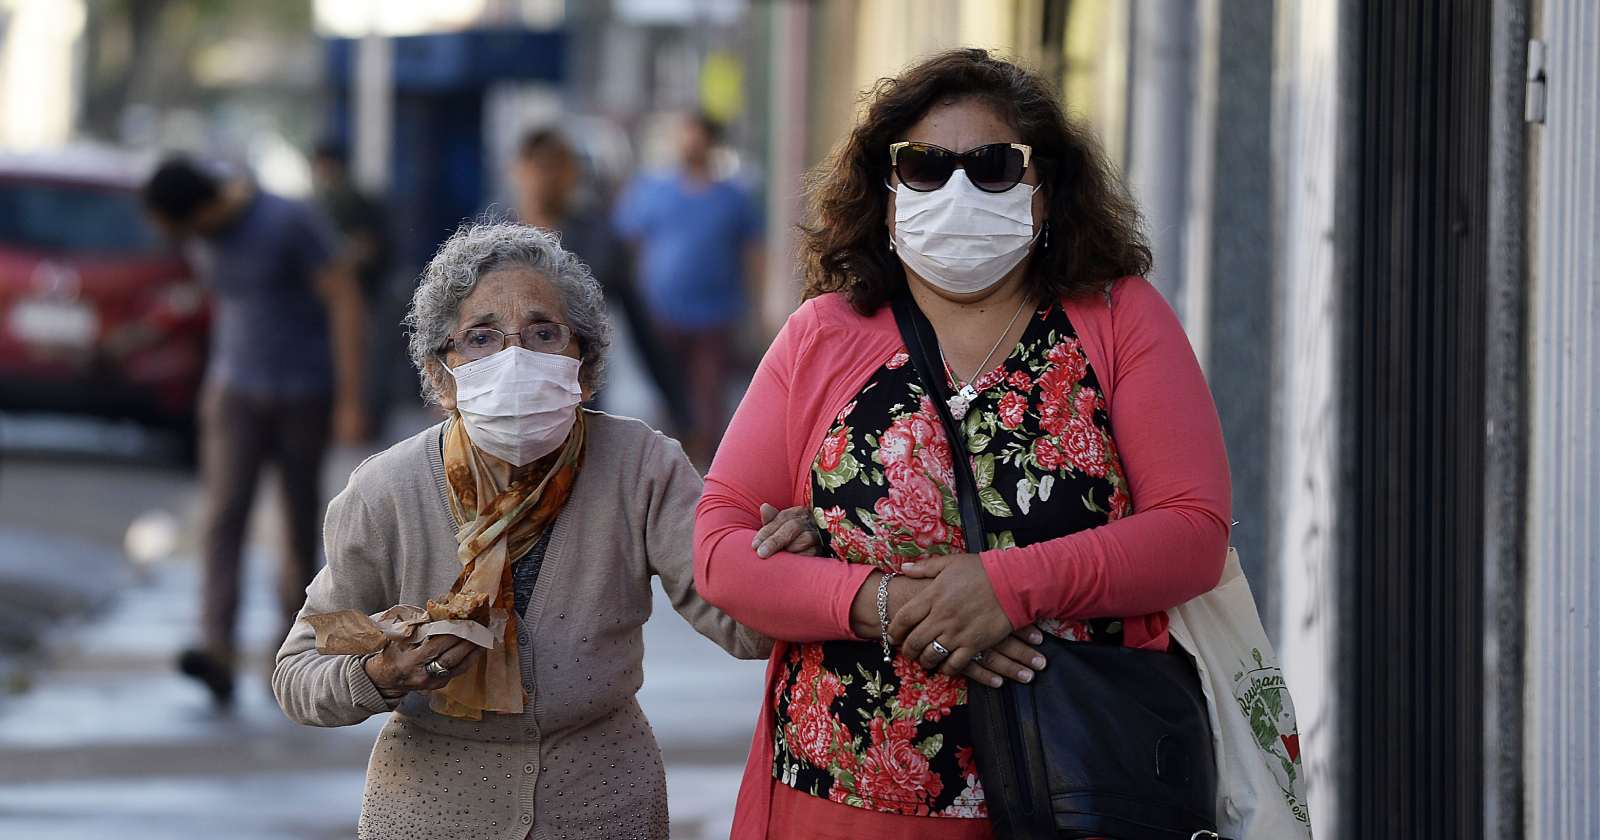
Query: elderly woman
273 223 790 840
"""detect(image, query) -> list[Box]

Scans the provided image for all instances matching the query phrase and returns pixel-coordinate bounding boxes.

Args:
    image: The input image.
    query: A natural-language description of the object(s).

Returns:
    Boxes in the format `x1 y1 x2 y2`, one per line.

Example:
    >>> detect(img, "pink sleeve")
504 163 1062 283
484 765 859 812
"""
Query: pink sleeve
694 304 876 642
980 281 1231 627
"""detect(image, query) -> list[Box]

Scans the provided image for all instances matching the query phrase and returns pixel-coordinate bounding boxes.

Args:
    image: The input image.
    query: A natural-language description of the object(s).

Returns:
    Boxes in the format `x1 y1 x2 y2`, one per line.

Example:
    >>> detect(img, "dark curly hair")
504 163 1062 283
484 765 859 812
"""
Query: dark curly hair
801 49 1151 313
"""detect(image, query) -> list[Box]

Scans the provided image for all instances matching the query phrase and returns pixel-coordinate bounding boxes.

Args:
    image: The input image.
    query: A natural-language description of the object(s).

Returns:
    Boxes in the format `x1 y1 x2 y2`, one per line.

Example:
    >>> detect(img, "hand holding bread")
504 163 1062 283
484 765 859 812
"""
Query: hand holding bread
364 633 485 699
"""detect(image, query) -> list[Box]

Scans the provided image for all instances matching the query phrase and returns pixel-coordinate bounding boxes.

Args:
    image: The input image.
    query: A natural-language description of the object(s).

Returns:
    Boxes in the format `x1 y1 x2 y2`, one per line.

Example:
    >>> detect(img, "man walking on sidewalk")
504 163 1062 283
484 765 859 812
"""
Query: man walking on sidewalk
142 156 366 708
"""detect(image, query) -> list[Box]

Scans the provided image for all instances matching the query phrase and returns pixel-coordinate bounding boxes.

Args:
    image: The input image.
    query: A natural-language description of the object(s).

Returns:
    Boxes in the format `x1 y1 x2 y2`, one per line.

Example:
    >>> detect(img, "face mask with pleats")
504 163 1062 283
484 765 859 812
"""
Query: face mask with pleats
891 168 1041 296
446 346 582 466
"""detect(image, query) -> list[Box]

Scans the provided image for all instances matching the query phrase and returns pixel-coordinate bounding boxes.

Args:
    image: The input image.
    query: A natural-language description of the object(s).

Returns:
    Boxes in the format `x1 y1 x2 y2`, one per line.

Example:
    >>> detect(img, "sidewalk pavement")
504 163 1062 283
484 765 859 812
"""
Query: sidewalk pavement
0 528 131 672
0 538 765 839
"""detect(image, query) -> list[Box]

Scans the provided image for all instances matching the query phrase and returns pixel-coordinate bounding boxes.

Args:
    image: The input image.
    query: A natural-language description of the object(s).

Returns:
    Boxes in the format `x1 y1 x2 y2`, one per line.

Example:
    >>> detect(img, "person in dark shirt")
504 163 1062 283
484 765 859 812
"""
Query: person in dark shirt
511 128 690 434
311 140 400 438
142 156 366 707
310 140 389 303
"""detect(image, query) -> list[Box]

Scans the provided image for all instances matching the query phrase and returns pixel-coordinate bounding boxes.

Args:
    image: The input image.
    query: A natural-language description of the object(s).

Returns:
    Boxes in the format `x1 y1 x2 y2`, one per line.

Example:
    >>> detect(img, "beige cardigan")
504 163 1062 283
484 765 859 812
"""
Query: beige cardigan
273 412 769 840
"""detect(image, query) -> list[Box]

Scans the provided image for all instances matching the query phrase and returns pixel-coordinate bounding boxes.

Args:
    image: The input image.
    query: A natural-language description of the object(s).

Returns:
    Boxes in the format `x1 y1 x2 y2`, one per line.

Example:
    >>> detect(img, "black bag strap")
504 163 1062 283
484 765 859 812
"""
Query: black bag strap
891 294 1053 838
888 294 987 553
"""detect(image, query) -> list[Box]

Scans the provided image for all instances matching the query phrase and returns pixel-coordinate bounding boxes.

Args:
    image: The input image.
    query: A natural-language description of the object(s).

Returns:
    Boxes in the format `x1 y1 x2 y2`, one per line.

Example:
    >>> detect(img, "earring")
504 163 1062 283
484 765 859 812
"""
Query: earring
1043 222 1050 249
889 239 896 252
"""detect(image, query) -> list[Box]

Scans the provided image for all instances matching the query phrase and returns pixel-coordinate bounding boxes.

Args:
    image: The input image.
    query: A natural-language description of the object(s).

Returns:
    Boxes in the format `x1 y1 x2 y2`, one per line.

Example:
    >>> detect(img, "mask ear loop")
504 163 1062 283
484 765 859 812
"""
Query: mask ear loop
885 178 899 251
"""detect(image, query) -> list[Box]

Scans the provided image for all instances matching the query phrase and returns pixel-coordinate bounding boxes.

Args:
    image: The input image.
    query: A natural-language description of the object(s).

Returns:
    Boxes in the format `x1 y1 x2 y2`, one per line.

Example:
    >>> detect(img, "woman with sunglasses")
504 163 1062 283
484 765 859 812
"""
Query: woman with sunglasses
695 49 1232 839
272 223 821 839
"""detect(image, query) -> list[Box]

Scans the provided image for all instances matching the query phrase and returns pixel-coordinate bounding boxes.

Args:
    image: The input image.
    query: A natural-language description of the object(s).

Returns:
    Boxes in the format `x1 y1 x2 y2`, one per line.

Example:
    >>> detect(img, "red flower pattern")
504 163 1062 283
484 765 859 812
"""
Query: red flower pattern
1032 436 1066 471
878 410 938 482
786 703 841 766
957 746 979 779
882 399 956 487
1045 337 1089 384
1075 384 1100 418
894 656 964 721
996 390 1028 429
972 366 1009 393
783 646 850 766
1108 484 1131 521
1038 387 1073 437
852 716 944 815
818 425 851 473
833 516 900 566
1061 415 1110 478
874 470 954 549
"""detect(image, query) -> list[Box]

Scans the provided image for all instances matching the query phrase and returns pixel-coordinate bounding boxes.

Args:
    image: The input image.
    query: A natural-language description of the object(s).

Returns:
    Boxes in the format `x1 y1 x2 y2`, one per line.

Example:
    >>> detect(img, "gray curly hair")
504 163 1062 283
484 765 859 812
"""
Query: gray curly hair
405 222 611 403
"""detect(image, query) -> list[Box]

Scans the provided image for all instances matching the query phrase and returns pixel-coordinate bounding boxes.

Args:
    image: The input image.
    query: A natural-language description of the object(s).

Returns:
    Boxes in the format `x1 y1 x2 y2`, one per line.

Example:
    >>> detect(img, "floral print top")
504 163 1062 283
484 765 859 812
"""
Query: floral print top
772 303 1134 818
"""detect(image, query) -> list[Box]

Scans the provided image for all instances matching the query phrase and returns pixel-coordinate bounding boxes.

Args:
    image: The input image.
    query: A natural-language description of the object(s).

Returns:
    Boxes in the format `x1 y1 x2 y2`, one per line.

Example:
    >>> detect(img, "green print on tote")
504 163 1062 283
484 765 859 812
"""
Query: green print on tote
1233 647 1311 825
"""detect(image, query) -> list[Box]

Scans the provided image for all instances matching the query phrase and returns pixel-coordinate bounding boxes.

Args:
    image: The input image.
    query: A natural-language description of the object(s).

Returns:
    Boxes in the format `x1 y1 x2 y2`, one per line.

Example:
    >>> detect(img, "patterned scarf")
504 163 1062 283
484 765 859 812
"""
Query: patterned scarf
431 410 586 720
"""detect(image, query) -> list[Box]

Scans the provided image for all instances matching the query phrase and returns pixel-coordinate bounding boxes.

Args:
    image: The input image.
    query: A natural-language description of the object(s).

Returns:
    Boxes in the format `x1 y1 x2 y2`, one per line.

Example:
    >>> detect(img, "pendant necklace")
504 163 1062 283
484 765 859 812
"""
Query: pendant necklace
939 298 1030 421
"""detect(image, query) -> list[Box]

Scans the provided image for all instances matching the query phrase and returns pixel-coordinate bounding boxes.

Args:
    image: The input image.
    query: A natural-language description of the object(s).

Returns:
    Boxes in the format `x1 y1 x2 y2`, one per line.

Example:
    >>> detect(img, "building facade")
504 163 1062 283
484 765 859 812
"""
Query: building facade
761 1 1599 837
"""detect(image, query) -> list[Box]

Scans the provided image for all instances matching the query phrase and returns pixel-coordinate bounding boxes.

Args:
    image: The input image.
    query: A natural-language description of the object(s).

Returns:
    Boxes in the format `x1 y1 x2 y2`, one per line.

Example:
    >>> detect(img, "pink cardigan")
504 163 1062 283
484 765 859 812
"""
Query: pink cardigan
693 278 1232 838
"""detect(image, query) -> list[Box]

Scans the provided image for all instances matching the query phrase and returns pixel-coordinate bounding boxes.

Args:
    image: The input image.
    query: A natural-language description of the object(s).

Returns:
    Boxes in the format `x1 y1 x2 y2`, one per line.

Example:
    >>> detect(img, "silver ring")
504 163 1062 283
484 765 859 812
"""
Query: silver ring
971 650 987 664
929 640 952 659
425 660 450 678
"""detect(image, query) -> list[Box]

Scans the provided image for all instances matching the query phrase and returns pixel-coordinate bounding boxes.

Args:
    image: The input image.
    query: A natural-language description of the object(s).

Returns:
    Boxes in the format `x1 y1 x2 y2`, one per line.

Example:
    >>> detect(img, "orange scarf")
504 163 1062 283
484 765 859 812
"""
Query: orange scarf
431 410 585 720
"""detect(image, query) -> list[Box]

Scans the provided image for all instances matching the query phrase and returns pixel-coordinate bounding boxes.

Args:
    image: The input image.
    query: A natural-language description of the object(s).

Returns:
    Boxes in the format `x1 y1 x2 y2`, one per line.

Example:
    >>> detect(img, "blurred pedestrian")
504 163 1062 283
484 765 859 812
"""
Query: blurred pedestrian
141 156 367 708
310 140 389 304
614 111 764 465
311 139 396 440
695 50 1230 838
272 223 804 839
511 127 690 432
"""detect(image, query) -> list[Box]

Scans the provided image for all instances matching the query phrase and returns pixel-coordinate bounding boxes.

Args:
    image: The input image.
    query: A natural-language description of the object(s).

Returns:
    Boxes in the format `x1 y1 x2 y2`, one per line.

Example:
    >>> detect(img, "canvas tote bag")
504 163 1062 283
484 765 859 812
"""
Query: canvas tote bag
1166 548 1314 838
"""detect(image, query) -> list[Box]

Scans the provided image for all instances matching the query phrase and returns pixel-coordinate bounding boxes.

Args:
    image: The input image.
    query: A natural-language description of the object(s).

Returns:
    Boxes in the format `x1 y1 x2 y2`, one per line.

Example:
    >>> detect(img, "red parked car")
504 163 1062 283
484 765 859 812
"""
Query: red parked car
0 152 209 455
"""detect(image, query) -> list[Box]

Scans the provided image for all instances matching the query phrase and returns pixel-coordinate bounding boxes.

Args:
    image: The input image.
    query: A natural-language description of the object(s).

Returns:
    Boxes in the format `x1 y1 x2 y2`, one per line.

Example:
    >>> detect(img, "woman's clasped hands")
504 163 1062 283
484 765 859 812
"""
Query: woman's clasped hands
895 553 1047 689
750 505 1047 689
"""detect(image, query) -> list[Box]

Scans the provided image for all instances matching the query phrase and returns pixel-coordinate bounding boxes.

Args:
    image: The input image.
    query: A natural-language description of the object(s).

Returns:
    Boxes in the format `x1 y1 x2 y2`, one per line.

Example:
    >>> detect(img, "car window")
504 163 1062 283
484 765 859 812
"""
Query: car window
0 181 164 255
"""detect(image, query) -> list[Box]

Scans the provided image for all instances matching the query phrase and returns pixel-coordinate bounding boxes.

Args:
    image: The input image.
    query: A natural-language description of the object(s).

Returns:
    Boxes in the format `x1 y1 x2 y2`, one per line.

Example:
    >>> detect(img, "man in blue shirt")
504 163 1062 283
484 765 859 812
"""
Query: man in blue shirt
142 157 365 707
614 112 763 464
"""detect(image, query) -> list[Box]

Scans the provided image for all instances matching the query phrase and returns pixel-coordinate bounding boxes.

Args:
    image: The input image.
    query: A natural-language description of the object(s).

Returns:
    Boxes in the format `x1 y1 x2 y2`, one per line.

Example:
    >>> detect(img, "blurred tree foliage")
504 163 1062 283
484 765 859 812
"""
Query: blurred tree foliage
80 0 315 139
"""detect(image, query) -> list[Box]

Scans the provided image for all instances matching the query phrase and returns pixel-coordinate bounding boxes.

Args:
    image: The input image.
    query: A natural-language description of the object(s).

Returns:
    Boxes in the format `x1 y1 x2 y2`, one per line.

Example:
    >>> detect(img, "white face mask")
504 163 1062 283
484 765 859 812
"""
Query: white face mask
446 346 582 466
891 168 1041 296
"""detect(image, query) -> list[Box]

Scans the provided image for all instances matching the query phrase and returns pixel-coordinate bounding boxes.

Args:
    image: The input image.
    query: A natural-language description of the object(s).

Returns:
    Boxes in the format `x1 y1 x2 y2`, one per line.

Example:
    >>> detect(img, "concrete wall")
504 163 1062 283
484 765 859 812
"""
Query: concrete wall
1482 0 1530 834
1123 1 1195 310
1267 0 1349 835
1183 0 1277 626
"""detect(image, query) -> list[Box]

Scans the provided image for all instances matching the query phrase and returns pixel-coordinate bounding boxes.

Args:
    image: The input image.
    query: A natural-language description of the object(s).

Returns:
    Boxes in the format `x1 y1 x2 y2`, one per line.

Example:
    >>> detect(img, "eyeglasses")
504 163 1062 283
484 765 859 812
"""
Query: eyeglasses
445 322 572 361
889 141 1035 193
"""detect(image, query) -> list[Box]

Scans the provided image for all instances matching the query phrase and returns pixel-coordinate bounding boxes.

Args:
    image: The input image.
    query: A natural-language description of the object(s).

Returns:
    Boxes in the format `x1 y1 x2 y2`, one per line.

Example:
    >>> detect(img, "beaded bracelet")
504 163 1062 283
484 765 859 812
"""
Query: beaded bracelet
877 571 900 662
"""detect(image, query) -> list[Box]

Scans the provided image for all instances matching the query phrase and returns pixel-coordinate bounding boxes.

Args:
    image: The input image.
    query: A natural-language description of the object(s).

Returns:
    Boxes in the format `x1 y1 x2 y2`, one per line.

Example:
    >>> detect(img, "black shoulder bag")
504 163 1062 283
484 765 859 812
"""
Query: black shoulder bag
890 294 1225 840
